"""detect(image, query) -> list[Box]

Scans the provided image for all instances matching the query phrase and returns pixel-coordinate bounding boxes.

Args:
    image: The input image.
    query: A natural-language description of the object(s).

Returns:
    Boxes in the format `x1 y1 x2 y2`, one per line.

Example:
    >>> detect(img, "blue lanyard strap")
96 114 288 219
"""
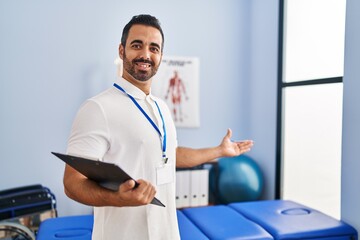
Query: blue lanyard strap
154 101 167 158
113 83 167 160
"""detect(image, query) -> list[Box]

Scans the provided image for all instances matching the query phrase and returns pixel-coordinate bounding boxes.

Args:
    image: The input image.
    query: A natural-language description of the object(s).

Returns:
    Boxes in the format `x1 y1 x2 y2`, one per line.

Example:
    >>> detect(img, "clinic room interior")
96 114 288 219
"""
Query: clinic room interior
1 0 359 238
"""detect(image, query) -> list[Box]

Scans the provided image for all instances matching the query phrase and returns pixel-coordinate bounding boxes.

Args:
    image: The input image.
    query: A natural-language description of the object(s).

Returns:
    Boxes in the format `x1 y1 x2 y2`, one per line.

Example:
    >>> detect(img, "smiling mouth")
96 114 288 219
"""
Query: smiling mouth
136 62 151 67
135 62 152 71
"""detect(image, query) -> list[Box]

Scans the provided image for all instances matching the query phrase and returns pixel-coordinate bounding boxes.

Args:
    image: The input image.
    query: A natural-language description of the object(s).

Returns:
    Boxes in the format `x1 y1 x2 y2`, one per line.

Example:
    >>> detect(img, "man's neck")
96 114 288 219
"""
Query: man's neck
123 76 152 95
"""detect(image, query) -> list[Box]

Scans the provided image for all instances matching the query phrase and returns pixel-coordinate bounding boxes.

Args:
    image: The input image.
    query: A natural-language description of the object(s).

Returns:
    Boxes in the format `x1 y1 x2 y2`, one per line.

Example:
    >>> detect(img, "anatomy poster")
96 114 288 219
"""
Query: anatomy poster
152 56 200 128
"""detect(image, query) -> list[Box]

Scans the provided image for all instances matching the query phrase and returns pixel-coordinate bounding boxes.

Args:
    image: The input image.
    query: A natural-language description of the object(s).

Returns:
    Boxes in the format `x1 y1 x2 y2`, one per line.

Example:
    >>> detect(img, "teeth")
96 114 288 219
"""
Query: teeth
138 63 150 68
136 63 150 72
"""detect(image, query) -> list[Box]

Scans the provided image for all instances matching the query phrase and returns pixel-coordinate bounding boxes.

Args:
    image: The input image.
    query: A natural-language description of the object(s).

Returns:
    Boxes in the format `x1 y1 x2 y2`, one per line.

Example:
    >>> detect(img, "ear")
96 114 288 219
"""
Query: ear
119 44 124 60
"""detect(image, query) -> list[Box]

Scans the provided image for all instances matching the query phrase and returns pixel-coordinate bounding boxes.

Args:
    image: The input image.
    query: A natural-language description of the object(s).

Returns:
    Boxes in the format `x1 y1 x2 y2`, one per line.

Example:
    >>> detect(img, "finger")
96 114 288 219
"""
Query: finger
134 180 156 204
120 179 136 192
236 141 253 151
245 140 254 147
238 144 253 153
136 180 154 196
142 184 156 203
238 141 253 148
235 140 254 146
225 128 232 139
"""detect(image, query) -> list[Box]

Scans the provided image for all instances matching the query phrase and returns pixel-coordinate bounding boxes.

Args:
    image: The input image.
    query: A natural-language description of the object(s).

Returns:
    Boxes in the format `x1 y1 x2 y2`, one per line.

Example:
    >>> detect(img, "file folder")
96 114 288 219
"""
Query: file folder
175 170 191 208
190 170 201 207
175 171 182 208
52 152 165 207
199 169 209 206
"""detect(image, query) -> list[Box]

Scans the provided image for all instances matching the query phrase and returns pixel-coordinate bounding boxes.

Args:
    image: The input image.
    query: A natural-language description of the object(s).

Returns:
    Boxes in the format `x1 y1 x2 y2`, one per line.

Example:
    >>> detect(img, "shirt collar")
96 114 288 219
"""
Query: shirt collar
115 77 156 101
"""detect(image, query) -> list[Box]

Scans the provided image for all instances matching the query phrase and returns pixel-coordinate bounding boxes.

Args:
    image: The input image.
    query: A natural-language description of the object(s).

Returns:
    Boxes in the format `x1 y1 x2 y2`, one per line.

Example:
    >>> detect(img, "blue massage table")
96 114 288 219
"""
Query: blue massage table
36 200 357 240
228 200 357 239
181 205 272 239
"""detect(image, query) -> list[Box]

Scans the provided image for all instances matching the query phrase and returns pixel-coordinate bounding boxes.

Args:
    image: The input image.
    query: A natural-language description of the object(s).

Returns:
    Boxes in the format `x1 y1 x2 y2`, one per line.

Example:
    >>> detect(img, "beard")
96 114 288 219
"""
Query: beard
122 52 159 82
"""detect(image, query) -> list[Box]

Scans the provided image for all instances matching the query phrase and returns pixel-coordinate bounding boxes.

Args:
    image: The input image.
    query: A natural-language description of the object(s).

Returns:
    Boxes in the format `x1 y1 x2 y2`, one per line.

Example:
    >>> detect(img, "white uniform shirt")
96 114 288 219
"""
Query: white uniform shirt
67 78 180 240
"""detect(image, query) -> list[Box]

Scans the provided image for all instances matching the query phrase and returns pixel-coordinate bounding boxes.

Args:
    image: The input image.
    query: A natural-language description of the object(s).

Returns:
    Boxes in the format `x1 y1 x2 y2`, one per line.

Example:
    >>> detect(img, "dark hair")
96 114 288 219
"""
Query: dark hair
121 14 164 52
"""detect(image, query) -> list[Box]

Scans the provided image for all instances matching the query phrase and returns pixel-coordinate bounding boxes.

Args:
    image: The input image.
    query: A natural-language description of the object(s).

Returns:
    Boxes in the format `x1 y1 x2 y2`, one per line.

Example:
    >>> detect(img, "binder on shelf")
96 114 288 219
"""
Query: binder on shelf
190 170 201 207
175 171 182 208
199 169 209 206
176 167 209 208
176 170 191 208
190 169 209 207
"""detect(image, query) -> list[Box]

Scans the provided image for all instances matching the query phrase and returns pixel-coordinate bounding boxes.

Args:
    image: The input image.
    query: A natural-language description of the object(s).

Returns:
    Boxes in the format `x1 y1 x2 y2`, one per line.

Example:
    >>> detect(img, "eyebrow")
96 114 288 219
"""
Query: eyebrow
130 40 143 45
130 40 161 50
150 42 161 50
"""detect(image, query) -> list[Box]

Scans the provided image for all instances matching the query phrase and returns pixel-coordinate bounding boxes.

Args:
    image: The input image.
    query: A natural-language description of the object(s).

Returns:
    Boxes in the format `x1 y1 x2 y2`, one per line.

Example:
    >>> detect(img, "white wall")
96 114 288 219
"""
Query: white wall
0 0 279 216
341 0 360 232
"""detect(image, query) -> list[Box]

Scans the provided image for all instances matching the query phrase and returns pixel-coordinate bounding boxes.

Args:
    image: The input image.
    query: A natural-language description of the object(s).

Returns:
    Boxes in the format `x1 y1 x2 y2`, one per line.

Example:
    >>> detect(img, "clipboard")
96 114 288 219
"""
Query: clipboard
52 152 165 207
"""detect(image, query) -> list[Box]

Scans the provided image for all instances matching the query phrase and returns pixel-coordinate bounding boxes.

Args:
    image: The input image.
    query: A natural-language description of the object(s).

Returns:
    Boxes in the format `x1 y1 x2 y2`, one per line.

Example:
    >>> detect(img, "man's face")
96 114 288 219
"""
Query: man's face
119 24 163 82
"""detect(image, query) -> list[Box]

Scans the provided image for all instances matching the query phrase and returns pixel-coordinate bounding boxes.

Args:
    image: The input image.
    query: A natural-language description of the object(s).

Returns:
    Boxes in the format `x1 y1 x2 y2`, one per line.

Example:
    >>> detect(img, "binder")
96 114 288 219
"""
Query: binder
52 152 165 207
175 171 182 208
190 170 201 207
199 169 209 206
189 169 209 207
176 170 191 208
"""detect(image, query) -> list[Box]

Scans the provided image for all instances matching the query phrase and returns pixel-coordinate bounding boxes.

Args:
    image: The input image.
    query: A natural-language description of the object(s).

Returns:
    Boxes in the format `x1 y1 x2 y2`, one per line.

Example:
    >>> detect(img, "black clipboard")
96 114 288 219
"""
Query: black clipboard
52 152 165 207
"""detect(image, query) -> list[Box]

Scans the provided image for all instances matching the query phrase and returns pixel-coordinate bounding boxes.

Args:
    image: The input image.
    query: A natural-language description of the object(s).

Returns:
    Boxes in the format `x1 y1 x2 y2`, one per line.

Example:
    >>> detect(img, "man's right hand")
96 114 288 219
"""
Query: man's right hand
64 164 156 208
116 179 156 207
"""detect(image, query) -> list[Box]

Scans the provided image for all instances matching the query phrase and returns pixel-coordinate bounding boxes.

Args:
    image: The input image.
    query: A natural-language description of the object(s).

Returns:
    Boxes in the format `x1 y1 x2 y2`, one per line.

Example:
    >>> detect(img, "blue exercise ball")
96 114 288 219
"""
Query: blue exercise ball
210 155 263 204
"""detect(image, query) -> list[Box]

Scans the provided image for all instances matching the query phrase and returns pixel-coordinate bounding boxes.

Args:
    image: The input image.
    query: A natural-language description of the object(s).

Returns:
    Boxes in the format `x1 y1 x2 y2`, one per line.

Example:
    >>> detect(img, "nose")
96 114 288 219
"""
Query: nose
139 47 151 60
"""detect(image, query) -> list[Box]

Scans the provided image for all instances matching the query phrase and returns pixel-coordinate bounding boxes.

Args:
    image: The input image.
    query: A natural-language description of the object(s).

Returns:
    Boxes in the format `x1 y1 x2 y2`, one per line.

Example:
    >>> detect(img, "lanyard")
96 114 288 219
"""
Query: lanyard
113 83 168 163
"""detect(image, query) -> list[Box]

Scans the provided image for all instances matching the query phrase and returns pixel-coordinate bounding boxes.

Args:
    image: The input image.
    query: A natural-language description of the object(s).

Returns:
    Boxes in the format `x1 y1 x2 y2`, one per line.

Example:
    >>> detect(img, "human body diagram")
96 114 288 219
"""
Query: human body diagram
165 71 188 122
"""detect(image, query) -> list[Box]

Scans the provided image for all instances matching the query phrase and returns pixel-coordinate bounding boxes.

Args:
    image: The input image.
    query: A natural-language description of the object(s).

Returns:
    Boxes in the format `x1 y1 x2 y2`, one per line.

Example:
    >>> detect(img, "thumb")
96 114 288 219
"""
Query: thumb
225 128 232 140
120 179 136 192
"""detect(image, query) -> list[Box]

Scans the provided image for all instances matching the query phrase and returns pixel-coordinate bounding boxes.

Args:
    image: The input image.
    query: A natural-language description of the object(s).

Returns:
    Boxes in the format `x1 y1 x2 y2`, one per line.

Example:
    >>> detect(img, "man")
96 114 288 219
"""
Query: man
63 14 253 240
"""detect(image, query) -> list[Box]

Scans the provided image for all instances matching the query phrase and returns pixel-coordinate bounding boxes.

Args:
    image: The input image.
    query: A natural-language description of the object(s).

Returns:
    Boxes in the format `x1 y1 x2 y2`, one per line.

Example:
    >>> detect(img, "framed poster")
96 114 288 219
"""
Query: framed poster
152 56 200 128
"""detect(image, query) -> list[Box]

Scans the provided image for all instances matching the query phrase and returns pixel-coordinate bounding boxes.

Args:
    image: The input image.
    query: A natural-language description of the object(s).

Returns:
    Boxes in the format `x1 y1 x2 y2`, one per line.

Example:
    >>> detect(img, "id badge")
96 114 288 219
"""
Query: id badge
156 163 174 185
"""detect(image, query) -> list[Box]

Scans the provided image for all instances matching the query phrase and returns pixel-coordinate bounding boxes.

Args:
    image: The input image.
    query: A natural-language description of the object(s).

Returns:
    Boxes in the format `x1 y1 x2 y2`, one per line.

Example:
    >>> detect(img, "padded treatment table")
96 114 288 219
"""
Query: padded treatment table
177 210 209 240
182 205 273 240
36 215 93 240
36 212 209 240
229 200 358 240
36 200 358 240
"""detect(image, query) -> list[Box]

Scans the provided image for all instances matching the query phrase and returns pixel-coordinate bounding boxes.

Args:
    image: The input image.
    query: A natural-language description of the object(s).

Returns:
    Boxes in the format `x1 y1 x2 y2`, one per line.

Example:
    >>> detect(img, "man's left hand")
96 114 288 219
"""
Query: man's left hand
219 128 254 157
